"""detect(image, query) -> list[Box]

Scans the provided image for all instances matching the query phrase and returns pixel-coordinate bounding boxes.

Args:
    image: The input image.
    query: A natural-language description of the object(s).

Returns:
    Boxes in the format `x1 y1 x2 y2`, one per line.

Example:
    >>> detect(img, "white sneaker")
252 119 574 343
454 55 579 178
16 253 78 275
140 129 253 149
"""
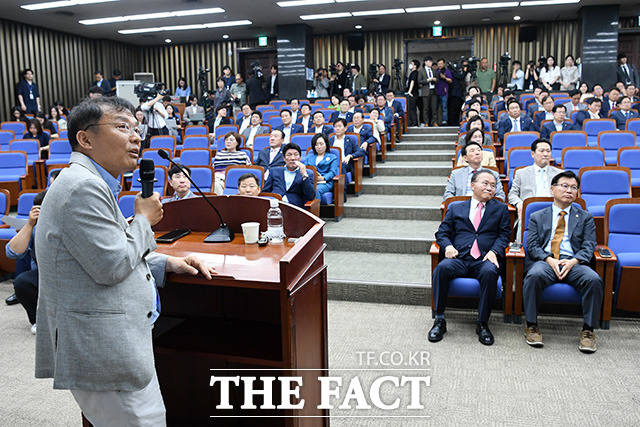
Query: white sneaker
30 324 37 335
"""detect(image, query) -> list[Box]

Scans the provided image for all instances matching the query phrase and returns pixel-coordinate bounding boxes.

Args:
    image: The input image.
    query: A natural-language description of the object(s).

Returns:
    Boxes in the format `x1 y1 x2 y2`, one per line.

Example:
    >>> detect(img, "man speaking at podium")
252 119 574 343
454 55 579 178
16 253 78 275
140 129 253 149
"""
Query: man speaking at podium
34 97 215 426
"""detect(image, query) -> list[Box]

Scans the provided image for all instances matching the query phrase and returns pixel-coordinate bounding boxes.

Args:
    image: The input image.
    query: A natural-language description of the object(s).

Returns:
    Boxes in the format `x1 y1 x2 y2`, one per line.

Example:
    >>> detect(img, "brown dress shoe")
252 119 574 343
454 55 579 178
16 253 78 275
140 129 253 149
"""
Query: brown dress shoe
524 325 543 347
578 330 597 353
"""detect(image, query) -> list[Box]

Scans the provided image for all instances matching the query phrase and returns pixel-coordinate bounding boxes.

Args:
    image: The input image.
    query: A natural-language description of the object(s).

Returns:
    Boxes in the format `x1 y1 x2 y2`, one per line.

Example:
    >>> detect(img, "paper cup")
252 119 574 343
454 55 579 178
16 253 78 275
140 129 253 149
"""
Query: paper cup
241 222 260 244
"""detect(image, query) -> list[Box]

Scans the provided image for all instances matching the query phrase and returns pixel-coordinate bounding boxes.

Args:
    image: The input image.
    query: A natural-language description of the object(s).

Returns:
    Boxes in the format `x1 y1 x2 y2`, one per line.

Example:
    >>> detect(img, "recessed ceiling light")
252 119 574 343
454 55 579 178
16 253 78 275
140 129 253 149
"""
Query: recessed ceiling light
300 12 352 20
118 20 252 34
22 0 119 10
277 0 333 6
164 39 171 43
520 0 580 5
433 20 441 25
461 2 519 10
352 9 405 16
79 7 225 25
513 15 521 21
222 34 229 39
481 17 491 21
355 24 363 29
406 5 461 13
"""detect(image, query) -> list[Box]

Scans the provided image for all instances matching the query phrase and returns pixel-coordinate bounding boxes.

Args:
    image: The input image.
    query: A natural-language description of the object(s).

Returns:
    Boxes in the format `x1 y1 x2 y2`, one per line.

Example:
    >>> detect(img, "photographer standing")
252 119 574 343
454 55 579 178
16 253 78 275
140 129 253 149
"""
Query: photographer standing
449 63 466 126
140 94 170 140
524 61 539 91
333 62 348 97
510 61 525 91
373 64 390 94
314 68 329 98
246 70 266 109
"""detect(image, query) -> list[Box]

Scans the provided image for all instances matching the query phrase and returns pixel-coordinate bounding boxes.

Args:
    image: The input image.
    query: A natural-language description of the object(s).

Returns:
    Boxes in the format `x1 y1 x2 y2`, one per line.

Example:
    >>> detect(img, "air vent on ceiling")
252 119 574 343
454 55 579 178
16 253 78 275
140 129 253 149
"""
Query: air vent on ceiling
54 11 74 17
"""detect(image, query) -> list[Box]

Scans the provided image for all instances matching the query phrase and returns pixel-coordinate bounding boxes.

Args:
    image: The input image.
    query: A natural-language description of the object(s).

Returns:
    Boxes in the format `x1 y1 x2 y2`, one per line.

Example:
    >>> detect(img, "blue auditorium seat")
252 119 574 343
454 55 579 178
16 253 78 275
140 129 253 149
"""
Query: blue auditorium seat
149 135 177 155
189 166 213 193
626 119 640 144
618 148 640 187
182 136 210 150
117 193 136 218
597 131 636 165
180 149 210 167
1 122 26 138
583 119 616 146
507 148 534 182
561 147 605 175
214 124 239 141
0 130 15 150
184 125 208 137
262 110 280 123
550 131 587 164
223 166 264 195
10 140 39 165
16 192 38 220
268 116 283 129
504 132 539 156
256 105 274 113
251 136 271 162
141 149 171 169
579 167 631 217
46 139 71 165
130 167 167 195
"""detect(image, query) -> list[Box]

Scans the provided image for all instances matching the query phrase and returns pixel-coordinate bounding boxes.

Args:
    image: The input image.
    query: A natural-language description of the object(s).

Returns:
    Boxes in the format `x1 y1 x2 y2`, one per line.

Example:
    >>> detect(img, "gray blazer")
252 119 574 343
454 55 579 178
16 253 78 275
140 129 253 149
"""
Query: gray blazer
35 152 168 392
242 125 271 143
508 165 563 208
443 167 505 201
183 104 204 122
417 67 435 97
525 204 596 272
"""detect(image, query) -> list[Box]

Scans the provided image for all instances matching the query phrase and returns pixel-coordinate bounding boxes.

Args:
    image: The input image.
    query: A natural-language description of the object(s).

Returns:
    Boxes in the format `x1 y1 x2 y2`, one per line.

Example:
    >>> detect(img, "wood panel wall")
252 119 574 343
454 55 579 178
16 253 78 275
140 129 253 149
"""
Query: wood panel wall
0 18 138 120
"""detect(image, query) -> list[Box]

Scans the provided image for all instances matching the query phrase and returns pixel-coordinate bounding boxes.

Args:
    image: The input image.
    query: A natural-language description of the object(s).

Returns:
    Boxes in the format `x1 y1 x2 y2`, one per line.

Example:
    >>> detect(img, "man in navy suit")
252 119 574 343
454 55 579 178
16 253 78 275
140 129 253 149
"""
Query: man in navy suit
347 111 377 151
329 118 365 174
295 103 314 133
600 87 620 117
262 143 315 207
92 70 112 96
532 96 555 131
375 94 394 134
256 129 286 174
611 96 639 130
330 99 353 124
275 109 303 144
522 171 602 352
540 104 575 139
574 97 603 129
526 88 547 118
236 103 253 134
374 64 390 93
429 170 511 346
311 111 333 137
385 90 404 118
497 100 533 142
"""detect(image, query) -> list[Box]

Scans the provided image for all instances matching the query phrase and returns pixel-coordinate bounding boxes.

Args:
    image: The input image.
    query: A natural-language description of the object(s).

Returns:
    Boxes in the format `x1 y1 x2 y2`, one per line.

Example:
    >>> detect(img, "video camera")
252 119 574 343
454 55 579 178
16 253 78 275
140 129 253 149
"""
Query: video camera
250 61 263 79
368 63 379 77
500 52 512 67
134 82 167 100
198 66 211 96
392 58 403 73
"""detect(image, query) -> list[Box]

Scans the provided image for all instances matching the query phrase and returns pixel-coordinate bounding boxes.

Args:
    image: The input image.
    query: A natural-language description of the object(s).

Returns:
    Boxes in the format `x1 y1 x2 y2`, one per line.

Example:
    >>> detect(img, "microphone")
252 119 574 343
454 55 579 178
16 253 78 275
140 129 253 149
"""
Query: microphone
157 149 233 243
139 159 156 198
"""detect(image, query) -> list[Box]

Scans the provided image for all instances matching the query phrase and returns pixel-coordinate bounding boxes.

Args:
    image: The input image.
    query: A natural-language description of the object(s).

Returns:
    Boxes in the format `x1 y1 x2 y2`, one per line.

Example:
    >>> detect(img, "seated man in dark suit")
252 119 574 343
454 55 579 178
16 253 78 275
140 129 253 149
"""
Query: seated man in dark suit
574 97 603 129
493 90 515 118
600 87 620 117
497 99 534 142
523 170 602 353
385 90 404 122
526 88 547 118
274 109 303 144
347 111 377 151
255 129 286 175
610 96 639 130
374 94 394 134
532 95 555 131
236 103 253 134
329 99 353 124
429 170 511 346
295 103 314 133
262 143 315 207
311 111 333 137
540 104 575 139
329 118 365 174
207 105 233 139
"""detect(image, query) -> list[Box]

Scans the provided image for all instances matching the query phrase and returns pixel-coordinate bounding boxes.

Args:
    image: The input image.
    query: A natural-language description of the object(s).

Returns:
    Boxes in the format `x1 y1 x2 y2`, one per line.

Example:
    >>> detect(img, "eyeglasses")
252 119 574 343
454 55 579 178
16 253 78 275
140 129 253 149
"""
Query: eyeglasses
84 122 142 137
476 180 497 189
554 183 579 192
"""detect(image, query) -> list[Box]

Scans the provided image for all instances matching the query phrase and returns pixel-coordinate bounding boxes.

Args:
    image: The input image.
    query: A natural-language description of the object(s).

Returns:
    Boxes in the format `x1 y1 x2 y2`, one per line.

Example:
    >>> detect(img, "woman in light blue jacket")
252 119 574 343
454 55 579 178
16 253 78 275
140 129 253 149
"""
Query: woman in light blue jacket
304 133 338 200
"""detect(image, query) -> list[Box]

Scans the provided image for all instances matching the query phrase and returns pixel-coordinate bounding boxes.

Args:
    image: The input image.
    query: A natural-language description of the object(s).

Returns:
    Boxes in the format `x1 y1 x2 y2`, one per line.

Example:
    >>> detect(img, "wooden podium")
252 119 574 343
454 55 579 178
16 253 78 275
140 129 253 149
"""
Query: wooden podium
151 195 328 426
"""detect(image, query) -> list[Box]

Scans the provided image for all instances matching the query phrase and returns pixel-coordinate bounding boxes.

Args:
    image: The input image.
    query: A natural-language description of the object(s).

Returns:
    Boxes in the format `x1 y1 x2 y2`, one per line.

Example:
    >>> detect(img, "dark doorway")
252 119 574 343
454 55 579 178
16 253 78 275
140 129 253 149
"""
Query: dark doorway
238 49 277 81
619 33 640 73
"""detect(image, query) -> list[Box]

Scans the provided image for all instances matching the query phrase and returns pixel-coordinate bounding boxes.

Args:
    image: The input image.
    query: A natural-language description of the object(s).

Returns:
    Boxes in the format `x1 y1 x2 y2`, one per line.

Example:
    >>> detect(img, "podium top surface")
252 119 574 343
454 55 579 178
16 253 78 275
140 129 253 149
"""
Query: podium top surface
155 232 295 285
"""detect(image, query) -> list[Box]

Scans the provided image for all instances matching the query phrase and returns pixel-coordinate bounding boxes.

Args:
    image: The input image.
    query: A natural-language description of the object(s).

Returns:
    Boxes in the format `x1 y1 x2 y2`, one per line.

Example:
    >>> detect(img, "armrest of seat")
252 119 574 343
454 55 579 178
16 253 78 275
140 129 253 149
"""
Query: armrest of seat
304 198 321 217
352 156 364 193
594 245 617 263
331 174 345 218
430 242 440 270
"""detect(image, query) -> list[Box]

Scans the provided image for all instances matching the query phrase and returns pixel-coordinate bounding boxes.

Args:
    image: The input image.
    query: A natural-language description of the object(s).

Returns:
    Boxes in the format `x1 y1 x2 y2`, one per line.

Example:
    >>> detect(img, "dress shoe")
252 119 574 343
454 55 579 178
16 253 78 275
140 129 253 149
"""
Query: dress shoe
476 323 494 346
428 319 447 342
5 294 18 305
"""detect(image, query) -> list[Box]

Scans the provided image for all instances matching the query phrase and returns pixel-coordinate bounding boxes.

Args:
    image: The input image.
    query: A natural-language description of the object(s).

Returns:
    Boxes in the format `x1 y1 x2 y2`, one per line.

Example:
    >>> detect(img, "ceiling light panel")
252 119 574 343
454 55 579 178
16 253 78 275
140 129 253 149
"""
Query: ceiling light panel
351 9 405 16
118 20 252 34
79 7 225 25
406 5 461 13
461 2 519 9
520 0 580 6
300 12 352 20
22 0 119 10
277 0 334 6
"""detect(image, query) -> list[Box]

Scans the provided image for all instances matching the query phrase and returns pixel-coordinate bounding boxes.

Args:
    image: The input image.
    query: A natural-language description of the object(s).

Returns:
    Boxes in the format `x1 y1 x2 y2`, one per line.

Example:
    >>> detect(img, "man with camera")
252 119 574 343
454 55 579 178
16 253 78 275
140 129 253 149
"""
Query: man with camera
373 64 390 94
140 93 170 140
449 62 467 126
331 62 348 97
510 61 525 91
246 69 266 110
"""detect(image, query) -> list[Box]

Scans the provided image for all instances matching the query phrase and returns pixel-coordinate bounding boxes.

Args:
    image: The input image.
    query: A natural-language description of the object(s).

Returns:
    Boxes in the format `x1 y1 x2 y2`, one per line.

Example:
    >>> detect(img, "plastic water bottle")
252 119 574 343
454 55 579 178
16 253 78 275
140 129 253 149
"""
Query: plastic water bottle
266 199 285 243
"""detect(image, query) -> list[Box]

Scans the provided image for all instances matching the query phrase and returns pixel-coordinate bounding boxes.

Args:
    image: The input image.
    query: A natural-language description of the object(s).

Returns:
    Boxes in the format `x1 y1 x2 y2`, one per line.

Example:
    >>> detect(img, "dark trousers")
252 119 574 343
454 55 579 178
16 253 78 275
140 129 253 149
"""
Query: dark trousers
407 95 418 126
14 269 39 325
421 93 438 126
523 260 603 327
148 126 169 137
448 96 463 126
432 257 500 322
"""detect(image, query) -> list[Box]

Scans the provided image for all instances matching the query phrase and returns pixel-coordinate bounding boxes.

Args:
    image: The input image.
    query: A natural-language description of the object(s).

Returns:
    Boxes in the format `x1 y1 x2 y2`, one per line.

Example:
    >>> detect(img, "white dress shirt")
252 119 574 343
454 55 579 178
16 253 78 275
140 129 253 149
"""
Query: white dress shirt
270 75 276 95
511 117 521 132
468 197 486 224
553 120 564 132
544 204 573 257
534 165 552 196
246 126 260 147
332 136 345 153
239 116 251 133
269 147 280 164
466 166 482 195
